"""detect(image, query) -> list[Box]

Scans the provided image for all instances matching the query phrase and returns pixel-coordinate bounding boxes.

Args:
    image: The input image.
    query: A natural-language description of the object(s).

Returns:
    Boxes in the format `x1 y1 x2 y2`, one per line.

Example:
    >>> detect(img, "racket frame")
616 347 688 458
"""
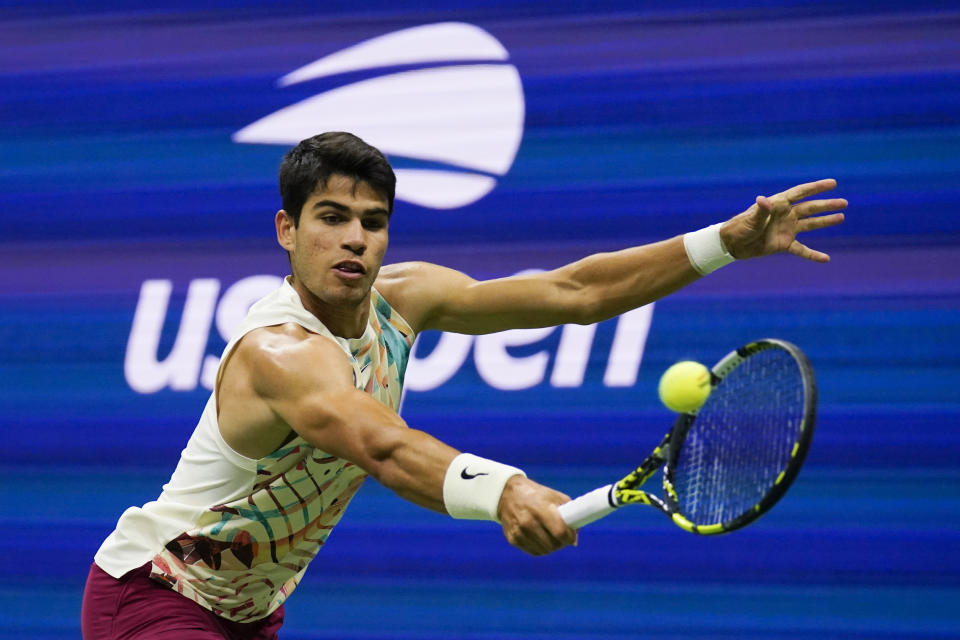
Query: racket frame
612 338 817 534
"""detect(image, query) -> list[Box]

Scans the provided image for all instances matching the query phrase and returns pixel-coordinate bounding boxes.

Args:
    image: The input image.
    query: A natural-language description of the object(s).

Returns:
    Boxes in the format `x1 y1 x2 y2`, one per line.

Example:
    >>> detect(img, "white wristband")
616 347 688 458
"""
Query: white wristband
683 223 735 275
443 453 526 522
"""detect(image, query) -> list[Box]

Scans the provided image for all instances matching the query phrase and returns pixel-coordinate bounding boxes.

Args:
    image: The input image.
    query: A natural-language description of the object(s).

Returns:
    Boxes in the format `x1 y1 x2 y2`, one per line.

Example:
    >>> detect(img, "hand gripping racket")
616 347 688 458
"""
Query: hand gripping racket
558 339 817 534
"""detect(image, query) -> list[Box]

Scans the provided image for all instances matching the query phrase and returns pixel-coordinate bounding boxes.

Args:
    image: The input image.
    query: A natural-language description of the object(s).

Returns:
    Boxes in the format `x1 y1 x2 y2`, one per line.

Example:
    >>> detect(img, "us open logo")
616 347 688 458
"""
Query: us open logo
124 274 654 394
124 25 655 395
232 22 525 209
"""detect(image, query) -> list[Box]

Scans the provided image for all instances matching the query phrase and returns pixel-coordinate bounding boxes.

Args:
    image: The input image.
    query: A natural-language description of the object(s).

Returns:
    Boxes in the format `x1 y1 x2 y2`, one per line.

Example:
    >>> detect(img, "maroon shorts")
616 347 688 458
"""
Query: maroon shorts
81 562 284 640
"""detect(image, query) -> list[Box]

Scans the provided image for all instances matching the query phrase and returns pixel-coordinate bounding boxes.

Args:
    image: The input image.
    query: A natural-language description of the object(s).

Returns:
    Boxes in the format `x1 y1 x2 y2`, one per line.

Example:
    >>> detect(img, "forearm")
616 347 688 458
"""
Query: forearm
341 407 573 553
422 235 710 334
370 426 460 513
352 417 526 521
254 327 575 554
557 235 701 324
292 388 459 512
329 398 572 552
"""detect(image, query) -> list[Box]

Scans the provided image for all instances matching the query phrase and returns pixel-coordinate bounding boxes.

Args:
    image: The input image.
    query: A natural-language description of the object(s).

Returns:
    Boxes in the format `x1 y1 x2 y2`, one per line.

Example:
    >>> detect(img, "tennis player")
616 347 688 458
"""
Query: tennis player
81 132 845 639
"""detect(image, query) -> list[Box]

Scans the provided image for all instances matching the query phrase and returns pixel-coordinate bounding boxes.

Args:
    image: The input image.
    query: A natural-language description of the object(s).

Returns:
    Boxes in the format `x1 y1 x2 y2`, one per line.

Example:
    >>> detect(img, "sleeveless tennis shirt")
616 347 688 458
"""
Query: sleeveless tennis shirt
94 277 415 622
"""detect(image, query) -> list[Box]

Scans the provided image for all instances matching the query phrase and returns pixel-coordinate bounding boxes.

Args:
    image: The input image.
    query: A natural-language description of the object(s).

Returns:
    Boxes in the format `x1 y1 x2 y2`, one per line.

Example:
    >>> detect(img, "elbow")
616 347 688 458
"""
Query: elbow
574 298 607 325
361 426 416 490
549 272 598 325
564 289 608 325
374 463 407 495
553 263 613 325
363 427 442 507
559 273 644 325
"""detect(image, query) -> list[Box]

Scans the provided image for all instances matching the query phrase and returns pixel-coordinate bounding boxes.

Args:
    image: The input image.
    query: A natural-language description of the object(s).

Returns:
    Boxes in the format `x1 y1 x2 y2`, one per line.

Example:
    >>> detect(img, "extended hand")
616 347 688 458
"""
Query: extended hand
720 178 846 262
498 476 577 556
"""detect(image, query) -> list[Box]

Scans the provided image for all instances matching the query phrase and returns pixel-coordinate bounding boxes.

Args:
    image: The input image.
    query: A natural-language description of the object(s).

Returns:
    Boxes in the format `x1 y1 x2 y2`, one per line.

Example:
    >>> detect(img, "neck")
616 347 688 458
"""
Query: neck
288 276 370 338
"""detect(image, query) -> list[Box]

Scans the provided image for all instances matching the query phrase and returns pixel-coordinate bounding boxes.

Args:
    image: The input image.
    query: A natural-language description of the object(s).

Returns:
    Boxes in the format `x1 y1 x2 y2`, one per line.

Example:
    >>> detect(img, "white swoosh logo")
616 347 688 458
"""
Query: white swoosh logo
278 21 509 85
232 23 525 210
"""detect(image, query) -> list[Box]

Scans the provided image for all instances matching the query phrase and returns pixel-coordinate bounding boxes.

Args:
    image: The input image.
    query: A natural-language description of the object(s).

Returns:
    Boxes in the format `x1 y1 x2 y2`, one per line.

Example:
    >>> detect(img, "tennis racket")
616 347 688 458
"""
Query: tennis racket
558 338 816 534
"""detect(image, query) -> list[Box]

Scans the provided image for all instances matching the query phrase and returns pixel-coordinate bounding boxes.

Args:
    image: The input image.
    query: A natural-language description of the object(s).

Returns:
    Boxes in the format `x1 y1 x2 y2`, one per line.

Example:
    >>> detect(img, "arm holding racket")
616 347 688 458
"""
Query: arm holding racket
234 326 576 556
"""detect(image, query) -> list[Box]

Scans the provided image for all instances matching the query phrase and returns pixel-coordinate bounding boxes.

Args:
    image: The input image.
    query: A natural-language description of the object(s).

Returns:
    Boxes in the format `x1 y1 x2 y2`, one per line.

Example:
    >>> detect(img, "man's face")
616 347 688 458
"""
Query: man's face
277 174 390 310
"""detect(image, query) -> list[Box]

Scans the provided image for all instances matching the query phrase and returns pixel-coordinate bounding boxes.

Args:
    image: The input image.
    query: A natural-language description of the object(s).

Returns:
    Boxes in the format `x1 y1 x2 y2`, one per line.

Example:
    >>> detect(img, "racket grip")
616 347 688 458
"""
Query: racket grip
558 484 618 529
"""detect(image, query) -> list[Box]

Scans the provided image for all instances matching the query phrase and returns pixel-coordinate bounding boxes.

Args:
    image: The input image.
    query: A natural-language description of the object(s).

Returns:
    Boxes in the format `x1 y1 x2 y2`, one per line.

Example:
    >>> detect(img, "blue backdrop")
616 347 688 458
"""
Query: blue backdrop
1 2 958 638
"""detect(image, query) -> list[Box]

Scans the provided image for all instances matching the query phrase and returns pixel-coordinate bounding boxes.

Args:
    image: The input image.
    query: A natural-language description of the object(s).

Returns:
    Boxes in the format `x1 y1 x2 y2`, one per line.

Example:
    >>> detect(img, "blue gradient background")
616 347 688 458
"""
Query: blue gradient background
1 2 958 639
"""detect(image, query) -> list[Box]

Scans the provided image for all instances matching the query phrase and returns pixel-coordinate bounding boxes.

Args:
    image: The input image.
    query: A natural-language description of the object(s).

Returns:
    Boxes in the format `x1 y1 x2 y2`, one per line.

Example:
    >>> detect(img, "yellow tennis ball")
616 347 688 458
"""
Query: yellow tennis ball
658 361 712 413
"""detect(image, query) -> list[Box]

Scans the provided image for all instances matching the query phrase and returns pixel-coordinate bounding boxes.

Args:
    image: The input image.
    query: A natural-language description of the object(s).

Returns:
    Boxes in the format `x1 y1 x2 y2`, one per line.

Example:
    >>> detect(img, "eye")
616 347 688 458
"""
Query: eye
319 213 343 224
363 217 388 230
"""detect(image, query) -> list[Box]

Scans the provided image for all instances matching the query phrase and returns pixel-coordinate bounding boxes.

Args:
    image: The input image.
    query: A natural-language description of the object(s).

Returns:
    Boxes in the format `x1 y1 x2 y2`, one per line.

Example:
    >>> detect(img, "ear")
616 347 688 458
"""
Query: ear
276 210 296 252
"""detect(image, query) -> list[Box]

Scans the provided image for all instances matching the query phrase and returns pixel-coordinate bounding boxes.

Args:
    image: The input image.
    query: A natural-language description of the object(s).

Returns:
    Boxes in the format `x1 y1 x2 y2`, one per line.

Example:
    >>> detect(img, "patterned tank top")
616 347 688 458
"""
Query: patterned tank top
94 277 415 622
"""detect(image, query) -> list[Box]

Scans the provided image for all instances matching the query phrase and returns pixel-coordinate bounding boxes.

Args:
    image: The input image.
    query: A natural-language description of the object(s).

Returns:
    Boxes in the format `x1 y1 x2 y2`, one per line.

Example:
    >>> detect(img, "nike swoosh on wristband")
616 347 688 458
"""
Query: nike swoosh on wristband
460 468 490 480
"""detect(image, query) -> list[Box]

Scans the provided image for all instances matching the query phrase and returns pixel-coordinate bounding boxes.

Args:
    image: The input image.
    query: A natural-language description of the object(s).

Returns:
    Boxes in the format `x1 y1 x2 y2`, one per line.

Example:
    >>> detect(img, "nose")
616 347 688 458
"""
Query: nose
341 218 366 256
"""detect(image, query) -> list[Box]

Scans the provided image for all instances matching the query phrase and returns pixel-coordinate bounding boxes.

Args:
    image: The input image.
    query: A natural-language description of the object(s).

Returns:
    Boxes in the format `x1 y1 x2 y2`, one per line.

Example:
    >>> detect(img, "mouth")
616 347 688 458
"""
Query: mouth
332 260 367 279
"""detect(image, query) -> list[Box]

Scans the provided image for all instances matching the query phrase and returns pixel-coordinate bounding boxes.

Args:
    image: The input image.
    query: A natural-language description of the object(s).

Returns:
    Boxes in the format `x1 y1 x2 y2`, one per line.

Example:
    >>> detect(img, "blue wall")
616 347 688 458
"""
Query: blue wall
1 2 958 638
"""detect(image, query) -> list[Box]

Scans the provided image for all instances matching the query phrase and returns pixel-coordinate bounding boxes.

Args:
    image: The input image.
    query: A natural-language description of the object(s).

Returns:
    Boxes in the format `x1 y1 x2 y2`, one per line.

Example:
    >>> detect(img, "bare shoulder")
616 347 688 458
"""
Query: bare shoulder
231 323 354 398
375 261 440 291
375 261 476 332
218 323 355 458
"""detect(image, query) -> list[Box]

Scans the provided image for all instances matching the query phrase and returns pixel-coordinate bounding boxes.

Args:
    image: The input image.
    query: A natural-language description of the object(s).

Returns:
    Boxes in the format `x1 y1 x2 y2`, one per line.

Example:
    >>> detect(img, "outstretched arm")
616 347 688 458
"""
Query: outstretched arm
236 326 576 556
377 179 846 335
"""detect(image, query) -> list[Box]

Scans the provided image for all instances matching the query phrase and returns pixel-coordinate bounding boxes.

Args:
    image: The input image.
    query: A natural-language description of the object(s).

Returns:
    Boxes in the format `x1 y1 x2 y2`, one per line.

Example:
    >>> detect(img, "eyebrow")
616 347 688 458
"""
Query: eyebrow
311 200 390 216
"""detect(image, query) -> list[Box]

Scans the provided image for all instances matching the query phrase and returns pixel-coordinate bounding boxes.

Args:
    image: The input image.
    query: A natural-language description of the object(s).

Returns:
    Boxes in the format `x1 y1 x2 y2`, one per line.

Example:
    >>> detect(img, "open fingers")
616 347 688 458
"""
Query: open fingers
797 212 845 233
788 239 830 263
779 178 838 204
794 198 847 219
752 195 774 224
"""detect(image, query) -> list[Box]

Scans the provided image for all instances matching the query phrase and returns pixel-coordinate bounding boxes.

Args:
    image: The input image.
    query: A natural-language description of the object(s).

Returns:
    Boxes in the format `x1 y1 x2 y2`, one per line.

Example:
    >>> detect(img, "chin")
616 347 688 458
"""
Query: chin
295 275 367 307
330 280 372 303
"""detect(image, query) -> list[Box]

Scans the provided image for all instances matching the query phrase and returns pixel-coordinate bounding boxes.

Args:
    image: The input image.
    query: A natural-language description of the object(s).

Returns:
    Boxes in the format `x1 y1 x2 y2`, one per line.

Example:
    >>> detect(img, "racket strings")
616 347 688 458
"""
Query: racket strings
672 348 805 525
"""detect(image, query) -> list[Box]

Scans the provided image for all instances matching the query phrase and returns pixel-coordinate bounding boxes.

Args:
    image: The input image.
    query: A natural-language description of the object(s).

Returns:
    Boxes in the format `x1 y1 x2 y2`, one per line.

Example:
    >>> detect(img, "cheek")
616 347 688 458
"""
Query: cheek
291 234 329 270
373 232 389 256
300 231 332 254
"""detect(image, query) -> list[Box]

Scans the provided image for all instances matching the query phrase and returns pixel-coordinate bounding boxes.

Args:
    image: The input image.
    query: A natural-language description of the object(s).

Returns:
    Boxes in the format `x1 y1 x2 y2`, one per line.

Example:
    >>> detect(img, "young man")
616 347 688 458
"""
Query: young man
82 132 846 639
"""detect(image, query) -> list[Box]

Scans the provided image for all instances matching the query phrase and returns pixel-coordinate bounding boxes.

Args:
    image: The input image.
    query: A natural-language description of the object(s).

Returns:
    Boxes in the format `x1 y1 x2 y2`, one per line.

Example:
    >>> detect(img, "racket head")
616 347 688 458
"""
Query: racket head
662 339 817 534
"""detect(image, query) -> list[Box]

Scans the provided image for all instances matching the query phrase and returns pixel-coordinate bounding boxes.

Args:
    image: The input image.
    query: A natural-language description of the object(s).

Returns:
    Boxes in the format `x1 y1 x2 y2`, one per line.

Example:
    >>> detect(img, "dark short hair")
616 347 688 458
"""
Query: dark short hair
279 132 396 225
